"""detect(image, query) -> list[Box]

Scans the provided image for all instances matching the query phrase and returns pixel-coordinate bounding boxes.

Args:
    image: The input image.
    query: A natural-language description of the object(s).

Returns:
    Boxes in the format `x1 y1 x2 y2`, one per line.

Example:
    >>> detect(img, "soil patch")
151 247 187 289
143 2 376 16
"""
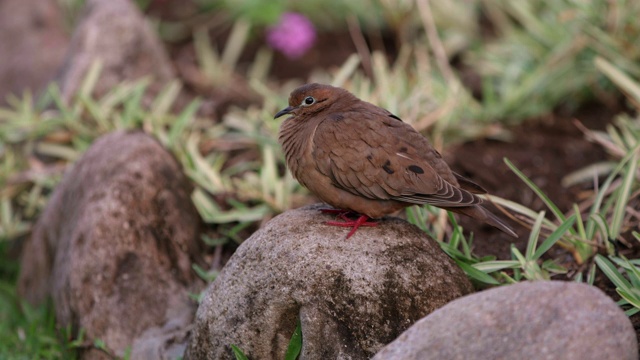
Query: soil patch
447 107 613 259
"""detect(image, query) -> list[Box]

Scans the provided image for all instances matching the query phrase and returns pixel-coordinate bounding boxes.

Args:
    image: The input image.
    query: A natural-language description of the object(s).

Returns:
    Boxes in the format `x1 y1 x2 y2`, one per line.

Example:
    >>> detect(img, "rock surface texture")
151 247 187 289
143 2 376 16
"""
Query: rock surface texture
18 131 203 359
185 204 473 360
373 280 638 360
56 0 175 102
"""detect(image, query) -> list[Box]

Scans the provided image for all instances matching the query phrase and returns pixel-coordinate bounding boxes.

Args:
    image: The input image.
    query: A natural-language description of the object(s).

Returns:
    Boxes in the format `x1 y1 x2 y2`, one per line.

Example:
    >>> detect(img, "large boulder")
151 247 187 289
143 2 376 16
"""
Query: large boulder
18 131 203 359
185 204 473 359
373 280 638 360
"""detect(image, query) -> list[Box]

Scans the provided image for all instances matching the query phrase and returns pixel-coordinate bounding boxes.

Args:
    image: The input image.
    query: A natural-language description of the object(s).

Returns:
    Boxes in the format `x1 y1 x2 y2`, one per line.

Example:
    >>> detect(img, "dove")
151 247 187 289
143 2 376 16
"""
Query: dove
276 83 517 239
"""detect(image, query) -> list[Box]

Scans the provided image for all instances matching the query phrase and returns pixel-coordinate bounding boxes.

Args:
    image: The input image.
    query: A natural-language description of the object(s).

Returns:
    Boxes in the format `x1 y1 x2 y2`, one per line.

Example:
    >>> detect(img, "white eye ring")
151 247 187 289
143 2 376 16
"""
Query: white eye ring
302 96 315 106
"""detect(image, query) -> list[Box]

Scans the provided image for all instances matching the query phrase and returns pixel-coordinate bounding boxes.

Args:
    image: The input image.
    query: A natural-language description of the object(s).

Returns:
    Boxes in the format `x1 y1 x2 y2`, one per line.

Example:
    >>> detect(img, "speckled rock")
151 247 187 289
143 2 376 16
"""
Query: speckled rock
18 131 203 359
373 280 637 360
56 0 175 102
184 204 474 360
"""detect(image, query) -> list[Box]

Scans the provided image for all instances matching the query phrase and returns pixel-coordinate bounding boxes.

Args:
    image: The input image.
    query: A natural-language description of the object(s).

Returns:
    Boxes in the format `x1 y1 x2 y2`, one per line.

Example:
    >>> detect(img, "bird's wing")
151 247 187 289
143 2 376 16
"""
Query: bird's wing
312 109 482 208
453 172 487 194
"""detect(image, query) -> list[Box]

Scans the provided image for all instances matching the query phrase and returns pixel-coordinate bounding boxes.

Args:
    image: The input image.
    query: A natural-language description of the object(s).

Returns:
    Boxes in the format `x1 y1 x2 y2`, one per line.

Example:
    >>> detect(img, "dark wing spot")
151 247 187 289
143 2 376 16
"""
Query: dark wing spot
433 150 442 159
399 146 408 153
366 154 373 160
331 114 344 121
388 114 403 122
382 160 394 174
408 165 424 174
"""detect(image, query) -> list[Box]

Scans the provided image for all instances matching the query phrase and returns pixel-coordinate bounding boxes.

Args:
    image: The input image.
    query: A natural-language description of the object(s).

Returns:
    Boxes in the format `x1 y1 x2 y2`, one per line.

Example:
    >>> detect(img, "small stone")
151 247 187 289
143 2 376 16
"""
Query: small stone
373 281 638 360
184 204 473 359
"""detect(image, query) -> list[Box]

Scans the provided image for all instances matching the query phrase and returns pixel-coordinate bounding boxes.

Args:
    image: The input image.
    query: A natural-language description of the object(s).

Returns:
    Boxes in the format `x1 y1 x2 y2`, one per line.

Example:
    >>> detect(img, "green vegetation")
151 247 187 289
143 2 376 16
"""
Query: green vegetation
1 0 640 358
0 243 80 359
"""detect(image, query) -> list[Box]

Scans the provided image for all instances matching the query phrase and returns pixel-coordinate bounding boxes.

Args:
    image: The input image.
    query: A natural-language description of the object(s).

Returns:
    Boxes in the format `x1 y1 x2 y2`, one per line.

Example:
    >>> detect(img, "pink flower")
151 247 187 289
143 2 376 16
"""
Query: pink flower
266 12 316 59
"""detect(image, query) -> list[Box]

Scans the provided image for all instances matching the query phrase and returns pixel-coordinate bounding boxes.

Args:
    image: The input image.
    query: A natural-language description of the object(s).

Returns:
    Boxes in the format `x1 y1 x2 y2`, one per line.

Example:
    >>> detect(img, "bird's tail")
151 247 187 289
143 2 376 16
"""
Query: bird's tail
443 205 518 238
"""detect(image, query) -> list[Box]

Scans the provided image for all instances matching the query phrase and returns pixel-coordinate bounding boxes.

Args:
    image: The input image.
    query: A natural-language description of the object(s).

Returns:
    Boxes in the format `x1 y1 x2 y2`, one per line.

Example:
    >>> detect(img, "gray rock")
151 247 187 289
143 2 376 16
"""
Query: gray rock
56 0 175 102
0 0 69 104
373 280 638 360
18 131 203 359
185 204 473 360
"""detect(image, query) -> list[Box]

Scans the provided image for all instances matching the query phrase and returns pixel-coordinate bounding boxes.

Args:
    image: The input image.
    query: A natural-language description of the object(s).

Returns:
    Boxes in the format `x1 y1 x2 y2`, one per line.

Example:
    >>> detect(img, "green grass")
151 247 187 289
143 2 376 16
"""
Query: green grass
469 0 640 121
0 242 82 359
596 254 640 316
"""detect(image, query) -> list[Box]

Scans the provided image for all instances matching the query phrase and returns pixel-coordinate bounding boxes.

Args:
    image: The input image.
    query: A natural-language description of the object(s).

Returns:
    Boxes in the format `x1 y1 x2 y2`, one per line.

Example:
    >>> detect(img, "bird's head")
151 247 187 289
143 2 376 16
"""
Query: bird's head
274 83 351 119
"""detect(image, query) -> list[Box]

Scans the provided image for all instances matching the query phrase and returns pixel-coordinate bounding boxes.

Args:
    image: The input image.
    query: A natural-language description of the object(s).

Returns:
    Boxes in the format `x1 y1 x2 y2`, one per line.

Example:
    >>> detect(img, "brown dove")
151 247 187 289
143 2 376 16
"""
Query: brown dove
276 83 517 239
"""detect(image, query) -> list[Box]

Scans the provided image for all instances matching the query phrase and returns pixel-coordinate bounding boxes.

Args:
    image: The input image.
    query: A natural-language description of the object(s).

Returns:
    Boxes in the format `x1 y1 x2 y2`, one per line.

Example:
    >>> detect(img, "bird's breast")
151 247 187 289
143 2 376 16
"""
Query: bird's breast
278 117 320 182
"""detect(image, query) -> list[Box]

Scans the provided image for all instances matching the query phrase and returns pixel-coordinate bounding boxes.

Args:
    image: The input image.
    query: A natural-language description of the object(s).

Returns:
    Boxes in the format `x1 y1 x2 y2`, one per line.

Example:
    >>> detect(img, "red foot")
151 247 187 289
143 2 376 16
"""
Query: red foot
325 214 378 239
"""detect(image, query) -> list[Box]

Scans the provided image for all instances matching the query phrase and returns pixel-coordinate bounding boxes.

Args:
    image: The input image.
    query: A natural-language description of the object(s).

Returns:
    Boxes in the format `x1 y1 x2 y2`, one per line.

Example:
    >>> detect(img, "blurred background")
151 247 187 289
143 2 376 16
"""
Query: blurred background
1 0 640 357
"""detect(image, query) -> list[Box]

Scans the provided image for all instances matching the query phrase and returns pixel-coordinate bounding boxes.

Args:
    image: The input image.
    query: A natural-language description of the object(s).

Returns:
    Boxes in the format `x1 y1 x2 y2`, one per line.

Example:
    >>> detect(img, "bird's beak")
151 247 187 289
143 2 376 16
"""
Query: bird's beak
274 106 295 119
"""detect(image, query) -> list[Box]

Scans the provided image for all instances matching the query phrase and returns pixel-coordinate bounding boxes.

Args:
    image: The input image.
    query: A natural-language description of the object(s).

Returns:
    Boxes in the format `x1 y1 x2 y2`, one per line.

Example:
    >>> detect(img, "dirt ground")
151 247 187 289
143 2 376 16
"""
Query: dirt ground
449 106 612 258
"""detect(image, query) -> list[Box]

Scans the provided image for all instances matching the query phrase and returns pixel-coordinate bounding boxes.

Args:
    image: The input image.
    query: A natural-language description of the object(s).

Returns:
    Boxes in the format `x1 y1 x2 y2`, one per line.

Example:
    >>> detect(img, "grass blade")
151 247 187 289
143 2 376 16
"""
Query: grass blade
284 320 303 360
454 259 500 285
595 57 640 105
504 158 568 224
525 211 545 259
471 260 520 273
609 149 638 239
595 255 632 292
586 144 640 238
617 288 640 312
78 60 103 100
168 99 200 146
533 215 576 259
231 345 249 360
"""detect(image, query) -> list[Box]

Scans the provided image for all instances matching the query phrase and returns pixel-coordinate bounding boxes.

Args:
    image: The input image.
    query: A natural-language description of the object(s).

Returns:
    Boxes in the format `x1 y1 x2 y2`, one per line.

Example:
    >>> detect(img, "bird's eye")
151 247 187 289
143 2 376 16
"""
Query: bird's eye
303 96 315 105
